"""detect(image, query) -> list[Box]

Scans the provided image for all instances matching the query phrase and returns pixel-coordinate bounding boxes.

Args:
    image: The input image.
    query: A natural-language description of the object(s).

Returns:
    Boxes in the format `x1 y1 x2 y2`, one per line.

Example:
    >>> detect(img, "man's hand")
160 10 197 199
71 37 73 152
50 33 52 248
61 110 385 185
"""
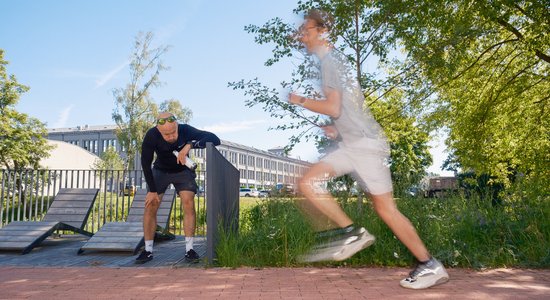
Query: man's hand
145 192 160 208
322 125 339 140
175 144 192 166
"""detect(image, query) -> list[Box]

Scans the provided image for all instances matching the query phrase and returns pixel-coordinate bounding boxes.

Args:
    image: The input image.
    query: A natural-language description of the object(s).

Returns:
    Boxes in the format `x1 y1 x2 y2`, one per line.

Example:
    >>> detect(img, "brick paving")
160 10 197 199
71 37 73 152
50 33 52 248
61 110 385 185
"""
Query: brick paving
1 267 548 299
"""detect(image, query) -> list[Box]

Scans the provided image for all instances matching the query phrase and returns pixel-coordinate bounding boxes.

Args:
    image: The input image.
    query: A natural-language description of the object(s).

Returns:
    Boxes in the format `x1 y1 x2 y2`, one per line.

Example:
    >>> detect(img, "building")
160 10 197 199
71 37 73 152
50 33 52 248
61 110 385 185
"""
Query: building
47 125 311 189
40 140 100 170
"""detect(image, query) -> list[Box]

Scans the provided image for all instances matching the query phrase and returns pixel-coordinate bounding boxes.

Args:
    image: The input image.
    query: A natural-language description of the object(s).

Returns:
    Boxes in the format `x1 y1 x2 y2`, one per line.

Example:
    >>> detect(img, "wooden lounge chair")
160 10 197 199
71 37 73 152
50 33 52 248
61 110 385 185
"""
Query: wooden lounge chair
77 189 176 255
0 188 99 254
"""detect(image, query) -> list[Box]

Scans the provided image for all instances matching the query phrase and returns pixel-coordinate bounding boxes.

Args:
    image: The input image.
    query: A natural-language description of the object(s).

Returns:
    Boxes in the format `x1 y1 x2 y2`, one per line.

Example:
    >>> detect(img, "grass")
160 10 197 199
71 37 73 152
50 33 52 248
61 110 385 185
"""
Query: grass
216 194 550 269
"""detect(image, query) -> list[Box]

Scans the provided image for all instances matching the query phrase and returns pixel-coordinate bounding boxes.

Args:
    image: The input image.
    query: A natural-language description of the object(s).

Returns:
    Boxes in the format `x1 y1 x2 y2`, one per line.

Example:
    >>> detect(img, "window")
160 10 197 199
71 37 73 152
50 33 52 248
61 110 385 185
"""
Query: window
239 153 247 165
248 156 255 167
248 170 255 180
239 169 246 179
256 157 263 168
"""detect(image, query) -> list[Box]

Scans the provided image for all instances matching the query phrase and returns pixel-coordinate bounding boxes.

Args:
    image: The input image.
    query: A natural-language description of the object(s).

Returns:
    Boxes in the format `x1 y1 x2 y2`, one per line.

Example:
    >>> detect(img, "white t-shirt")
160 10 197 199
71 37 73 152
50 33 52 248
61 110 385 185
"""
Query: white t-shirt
320 49 389 154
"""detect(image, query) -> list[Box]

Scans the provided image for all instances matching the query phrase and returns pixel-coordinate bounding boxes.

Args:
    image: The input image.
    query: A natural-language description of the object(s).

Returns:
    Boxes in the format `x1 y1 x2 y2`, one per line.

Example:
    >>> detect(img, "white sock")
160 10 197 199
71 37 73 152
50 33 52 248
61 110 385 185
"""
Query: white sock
185 237 194 252
145 240 154 253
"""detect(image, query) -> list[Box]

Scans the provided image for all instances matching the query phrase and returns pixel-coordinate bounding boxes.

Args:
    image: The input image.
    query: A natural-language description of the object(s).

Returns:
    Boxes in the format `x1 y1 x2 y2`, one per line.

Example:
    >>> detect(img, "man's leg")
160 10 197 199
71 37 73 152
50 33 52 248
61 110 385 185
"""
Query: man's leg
179 190 200 262
179 190 196 241
370 192 449 289
143 193 164 241
297 162 375 262
297 162 353 231
370 192 430 261
136 193 164 264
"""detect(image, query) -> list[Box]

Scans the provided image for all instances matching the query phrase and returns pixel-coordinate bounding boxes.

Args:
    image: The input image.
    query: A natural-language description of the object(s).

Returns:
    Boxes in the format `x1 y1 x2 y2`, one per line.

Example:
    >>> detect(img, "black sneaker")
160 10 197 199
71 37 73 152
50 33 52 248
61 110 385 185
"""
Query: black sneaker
185 249 200 263
135 250 153 264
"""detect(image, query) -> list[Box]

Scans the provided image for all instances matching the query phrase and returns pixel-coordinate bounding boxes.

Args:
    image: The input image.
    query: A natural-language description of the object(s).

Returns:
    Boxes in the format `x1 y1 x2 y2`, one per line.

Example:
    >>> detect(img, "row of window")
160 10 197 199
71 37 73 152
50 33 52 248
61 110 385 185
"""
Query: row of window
63 137 307 177
239 169 293 183
217 149 306 175
66 139 118 154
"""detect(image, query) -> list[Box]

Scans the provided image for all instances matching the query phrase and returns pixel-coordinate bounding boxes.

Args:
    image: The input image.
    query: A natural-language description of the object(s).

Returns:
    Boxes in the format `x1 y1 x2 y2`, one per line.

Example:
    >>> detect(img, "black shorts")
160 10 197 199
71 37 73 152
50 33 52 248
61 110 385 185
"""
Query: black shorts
150 168 198 194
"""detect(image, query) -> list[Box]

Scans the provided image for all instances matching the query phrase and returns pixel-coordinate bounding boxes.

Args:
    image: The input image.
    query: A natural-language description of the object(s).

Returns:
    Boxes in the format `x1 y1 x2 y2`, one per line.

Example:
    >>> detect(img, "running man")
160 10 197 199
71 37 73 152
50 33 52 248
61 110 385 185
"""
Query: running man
288 10 449 289
136 112 220 264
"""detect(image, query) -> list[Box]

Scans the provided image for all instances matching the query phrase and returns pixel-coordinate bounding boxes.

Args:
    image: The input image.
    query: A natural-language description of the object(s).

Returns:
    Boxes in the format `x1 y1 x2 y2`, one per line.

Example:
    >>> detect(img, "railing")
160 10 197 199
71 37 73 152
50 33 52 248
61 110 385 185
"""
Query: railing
1 143 239 264
206 142 240 264
0 168 207 236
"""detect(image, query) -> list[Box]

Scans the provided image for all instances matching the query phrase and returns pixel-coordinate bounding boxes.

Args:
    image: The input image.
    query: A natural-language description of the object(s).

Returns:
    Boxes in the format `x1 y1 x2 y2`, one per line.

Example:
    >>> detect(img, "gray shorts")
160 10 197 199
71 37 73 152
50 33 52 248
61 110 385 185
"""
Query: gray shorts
150 168 198 194
321 138 393 195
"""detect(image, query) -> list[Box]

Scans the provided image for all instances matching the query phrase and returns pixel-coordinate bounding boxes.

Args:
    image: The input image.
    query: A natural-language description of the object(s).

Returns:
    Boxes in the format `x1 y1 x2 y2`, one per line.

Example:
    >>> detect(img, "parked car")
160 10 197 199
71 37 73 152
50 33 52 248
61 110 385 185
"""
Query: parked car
197 186 205 197
258 190 270 198
239 188 260 197
120 184 136 196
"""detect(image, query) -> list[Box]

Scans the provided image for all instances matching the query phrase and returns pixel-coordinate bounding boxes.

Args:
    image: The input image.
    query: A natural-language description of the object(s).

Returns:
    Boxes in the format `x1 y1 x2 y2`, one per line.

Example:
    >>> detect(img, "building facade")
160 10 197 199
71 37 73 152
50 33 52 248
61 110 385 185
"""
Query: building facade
47 125 311 189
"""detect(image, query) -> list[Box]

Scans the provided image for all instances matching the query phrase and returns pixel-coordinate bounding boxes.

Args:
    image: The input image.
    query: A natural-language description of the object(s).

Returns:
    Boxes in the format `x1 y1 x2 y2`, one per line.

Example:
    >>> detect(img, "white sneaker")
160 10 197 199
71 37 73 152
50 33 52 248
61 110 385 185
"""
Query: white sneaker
298 227 375 263
400 258 450 289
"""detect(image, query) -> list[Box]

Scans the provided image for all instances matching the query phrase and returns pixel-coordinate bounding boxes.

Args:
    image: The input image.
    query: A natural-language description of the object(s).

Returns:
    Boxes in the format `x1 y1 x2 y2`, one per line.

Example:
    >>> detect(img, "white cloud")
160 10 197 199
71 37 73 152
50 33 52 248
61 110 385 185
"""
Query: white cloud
95 61 128 88
201 120 268 133
52 105 74 128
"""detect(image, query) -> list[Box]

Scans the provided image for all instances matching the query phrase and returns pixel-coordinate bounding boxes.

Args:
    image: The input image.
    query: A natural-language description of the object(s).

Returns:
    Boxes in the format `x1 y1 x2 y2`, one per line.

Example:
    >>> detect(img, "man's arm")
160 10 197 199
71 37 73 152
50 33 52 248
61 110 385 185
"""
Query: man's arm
141 130 157 193
289 87 342 118
184 125 221 148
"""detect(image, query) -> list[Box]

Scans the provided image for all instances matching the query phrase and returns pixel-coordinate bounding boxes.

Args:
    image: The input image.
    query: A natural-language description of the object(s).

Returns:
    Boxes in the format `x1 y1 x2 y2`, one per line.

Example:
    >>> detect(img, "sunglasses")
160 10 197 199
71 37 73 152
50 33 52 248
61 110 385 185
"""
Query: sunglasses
156 115 177 125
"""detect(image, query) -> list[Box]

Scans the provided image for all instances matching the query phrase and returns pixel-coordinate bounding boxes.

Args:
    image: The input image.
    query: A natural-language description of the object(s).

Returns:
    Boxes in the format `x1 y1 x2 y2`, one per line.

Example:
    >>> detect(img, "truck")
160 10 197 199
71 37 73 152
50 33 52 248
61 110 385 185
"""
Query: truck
424 176 458 198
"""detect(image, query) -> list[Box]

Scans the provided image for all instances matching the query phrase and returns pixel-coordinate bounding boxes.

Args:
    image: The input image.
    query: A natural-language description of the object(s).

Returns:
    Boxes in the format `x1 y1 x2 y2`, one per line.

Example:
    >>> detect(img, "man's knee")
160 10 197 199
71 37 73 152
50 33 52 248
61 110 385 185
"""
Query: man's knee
179 191 195 209
371 193 397 218
143 204 160 217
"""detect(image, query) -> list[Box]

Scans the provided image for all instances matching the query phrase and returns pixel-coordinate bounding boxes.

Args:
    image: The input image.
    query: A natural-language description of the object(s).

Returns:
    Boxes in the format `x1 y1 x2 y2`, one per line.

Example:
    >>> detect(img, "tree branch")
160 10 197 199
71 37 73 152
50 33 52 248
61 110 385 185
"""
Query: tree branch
496 17 550 64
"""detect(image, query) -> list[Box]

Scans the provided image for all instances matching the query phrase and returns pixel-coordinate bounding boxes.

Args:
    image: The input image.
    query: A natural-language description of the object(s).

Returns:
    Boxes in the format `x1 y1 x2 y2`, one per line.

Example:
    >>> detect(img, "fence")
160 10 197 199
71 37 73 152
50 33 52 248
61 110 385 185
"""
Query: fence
0 143 239 263
0 168 207 236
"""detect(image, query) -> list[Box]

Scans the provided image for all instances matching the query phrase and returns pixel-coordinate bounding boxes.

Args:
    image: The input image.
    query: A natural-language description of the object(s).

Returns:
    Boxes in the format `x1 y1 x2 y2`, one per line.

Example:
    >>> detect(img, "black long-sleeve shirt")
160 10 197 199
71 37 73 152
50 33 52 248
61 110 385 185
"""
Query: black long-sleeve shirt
141 124 220 192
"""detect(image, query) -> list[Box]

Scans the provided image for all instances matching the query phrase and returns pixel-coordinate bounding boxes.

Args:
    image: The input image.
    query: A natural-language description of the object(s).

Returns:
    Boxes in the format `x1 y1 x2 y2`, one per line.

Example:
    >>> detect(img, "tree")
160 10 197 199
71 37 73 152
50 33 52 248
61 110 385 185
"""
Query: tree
112 32 192 170
112 32 167 170
376 0 550 192
158 99 193 123
229 0 432 193
369 90 432 196
92 146 124 171
0 49 53 170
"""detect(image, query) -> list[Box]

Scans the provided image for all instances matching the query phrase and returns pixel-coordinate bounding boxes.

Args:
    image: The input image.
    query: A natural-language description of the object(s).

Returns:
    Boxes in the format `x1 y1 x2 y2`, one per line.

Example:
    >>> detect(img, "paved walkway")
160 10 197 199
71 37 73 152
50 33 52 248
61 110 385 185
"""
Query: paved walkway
1 266 548 299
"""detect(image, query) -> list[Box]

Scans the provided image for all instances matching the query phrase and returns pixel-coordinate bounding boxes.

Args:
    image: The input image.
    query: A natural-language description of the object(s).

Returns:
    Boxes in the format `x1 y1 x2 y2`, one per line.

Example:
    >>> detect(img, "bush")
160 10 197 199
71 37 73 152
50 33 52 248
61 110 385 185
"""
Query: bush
216 194 549 268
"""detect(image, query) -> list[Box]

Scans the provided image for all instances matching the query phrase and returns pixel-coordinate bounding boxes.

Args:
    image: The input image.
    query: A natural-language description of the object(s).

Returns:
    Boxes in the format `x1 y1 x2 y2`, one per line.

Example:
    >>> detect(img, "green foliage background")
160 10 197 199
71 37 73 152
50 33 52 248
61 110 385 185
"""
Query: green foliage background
217 196 549 268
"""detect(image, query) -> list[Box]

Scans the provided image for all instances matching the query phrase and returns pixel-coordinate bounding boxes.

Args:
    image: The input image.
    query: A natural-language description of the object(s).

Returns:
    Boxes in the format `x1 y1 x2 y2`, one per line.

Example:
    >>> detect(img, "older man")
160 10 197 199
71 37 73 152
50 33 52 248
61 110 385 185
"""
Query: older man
136 112 220 264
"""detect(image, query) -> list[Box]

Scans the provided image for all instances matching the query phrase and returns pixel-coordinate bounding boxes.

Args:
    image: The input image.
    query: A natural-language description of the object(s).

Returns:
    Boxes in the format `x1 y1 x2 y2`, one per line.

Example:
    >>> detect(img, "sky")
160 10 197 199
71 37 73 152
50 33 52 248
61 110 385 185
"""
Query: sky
1 0 452 176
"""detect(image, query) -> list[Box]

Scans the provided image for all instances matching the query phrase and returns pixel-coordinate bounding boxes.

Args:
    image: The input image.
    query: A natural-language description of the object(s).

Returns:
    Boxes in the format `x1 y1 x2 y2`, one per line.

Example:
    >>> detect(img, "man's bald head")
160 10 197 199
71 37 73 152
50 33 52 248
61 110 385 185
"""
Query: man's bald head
156 112 178 143
158 112 173 119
